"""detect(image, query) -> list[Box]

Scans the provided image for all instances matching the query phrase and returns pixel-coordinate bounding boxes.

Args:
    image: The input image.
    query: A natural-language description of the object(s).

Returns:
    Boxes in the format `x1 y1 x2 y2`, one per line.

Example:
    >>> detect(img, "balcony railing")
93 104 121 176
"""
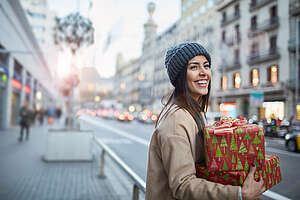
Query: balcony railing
217 0 239 11
249 0 275 12
219 59 241 71
290 0 300 16
226 34 241 46
221 12 240 27
247 49 280 65
285 79 300 90
248 17 279 38
288 38 300 52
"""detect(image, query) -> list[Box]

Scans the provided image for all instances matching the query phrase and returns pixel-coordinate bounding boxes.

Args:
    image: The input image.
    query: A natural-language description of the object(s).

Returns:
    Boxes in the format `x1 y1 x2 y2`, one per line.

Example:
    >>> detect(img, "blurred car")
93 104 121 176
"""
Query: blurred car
76 109 83 117
97 107 115 119
285 126 300 152
278 118 290 138
138 110 158 124
86 109 96 117
117 110 134 122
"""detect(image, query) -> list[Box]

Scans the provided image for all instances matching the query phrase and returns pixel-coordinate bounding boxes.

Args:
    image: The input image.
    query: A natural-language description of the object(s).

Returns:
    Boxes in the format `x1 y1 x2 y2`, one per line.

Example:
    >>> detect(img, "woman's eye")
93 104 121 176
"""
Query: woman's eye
190 66 197 70
204 65 210 69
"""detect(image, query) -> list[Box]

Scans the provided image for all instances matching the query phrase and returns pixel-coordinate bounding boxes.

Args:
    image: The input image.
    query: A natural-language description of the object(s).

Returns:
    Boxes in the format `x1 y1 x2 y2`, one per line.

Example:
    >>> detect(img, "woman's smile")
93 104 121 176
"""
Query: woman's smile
186 55 211 100
194 79 209 88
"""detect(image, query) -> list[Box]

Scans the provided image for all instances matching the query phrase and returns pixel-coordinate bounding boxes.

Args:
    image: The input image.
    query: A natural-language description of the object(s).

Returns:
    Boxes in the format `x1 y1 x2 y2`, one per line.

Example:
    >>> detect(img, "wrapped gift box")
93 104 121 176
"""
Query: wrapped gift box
196 155 281 190
204 118 265 172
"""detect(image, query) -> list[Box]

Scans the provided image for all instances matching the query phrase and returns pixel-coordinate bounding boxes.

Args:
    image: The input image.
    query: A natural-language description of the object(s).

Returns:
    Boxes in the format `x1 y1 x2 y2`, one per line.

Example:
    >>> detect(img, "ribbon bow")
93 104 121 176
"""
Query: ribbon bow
213 117 248 135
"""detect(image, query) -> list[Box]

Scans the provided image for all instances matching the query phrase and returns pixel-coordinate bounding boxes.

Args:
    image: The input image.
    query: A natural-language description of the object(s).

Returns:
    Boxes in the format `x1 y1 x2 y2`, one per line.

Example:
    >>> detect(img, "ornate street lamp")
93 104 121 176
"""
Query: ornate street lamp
54 12 94 127
54 12 94 55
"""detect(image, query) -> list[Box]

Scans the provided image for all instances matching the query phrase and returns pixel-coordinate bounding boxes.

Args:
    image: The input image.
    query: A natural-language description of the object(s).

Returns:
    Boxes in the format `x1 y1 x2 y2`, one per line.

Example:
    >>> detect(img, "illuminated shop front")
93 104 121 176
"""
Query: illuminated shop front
220 102 237 118
262 101 284 120
0 65 8 129
11 75 22 125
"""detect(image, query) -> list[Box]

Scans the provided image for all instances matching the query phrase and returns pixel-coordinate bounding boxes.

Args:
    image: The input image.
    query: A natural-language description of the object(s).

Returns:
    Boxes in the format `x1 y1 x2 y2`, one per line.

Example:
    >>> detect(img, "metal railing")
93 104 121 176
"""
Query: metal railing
247 48 280 65
249 0 274 12
221 12 240 27
248 16 279 38
93 136 146 200
290 0 300 16
220 59 241 71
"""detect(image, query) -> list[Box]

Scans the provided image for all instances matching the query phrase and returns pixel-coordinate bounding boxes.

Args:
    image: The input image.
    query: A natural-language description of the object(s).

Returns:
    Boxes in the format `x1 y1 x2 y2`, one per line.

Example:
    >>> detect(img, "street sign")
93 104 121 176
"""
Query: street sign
250 92 264 107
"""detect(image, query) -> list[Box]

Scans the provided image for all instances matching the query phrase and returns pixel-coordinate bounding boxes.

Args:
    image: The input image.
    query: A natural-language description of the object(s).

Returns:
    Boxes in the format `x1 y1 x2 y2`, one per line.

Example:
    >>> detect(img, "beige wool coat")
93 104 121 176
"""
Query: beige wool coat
146 104 239 200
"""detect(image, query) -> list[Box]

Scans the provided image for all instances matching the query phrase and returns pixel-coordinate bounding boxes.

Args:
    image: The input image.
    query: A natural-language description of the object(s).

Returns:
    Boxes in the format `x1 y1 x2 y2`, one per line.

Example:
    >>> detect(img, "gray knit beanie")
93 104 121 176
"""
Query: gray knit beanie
165 42 211 87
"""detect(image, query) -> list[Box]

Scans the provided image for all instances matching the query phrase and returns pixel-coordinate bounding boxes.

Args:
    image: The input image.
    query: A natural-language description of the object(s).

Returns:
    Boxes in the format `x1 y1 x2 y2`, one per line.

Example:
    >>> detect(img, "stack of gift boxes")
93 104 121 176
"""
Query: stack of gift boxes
196 118 282 190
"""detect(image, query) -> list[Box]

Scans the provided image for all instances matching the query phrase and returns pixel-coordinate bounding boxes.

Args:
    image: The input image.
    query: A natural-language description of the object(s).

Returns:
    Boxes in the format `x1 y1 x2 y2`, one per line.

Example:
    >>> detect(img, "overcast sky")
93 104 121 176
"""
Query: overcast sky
48 0 180 77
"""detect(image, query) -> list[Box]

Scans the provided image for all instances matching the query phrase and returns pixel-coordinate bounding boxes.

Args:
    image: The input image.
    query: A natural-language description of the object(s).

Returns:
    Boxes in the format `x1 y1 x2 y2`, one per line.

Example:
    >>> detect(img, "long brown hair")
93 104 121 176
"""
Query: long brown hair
155 64 211 136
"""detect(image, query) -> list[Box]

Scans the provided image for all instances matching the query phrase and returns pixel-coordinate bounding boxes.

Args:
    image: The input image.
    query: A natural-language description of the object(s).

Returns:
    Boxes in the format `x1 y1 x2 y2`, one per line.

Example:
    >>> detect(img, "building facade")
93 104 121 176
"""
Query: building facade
21 0 58 81
214 0 290 120
0 0 59 129
288 0 300 119
79 67 114 105
152 0 218 109
114 54 140 108
114 0 293 121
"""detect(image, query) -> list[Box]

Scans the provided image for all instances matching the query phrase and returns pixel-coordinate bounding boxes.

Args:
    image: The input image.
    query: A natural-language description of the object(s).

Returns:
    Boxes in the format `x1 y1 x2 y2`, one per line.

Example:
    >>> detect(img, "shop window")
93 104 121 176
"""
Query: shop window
233 72 241 88
267 65 278 85
221 75 227 90
250 68 259 87
220 103 237 118
263 101 284 121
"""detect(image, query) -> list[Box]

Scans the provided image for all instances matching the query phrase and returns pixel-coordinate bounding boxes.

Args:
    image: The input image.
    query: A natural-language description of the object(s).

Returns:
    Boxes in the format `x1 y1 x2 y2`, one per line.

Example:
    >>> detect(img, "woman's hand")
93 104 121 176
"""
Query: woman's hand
241 164 266 200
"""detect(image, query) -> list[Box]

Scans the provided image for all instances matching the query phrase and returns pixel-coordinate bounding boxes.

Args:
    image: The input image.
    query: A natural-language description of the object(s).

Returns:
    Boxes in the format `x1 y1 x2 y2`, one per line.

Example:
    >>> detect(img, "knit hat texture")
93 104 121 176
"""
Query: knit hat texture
165 42 211 87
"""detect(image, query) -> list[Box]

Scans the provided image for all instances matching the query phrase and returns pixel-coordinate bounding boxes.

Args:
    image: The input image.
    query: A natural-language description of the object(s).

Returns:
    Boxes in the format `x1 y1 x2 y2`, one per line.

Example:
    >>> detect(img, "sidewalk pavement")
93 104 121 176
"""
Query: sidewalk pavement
0 119 133 200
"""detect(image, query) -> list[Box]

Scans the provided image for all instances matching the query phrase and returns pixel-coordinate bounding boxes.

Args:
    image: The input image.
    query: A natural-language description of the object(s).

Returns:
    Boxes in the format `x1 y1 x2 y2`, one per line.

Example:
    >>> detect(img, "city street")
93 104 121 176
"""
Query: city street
2 0 300 199
80 114 300 200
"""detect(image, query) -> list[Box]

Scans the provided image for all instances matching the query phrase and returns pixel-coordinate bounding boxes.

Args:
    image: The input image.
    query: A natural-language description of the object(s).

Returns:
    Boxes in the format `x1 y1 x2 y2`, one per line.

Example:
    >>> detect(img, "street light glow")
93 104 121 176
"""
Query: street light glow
88 83 94 90
129 105 135 112
36 91 42 100
138 74 144 81
120 83 126 89
94 96 100 102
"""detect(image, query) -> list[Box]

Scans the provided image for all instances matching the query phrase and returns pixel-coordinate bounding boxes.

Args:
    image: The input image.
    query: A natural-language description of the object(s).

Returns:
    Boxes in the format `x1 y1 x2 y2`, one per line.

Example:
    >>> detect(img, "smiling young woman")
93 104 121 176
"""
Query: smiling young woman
145 42 265 200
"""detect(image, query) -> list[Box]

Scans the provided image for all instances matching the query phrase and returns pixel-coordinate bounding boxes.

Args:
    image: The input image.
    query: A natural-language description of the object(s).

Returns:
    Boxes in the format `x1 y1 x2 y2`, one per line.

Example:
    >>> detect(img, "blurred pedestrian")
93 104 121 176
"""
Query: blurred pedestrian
48 107 55 118
19 102 33 142
270 114 277 137
37 109 44 125
146 42 265 200
289 115 295 126
56 107 62 119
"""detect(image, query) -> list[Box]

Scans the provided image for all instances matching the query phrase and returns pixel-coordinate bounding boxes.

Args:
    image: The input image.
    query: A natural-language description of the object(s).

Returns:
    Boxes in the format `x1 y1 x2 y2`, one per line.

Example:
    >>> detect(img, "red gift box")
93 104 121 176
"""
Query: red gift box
196 155 281 190
204 118 265 172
